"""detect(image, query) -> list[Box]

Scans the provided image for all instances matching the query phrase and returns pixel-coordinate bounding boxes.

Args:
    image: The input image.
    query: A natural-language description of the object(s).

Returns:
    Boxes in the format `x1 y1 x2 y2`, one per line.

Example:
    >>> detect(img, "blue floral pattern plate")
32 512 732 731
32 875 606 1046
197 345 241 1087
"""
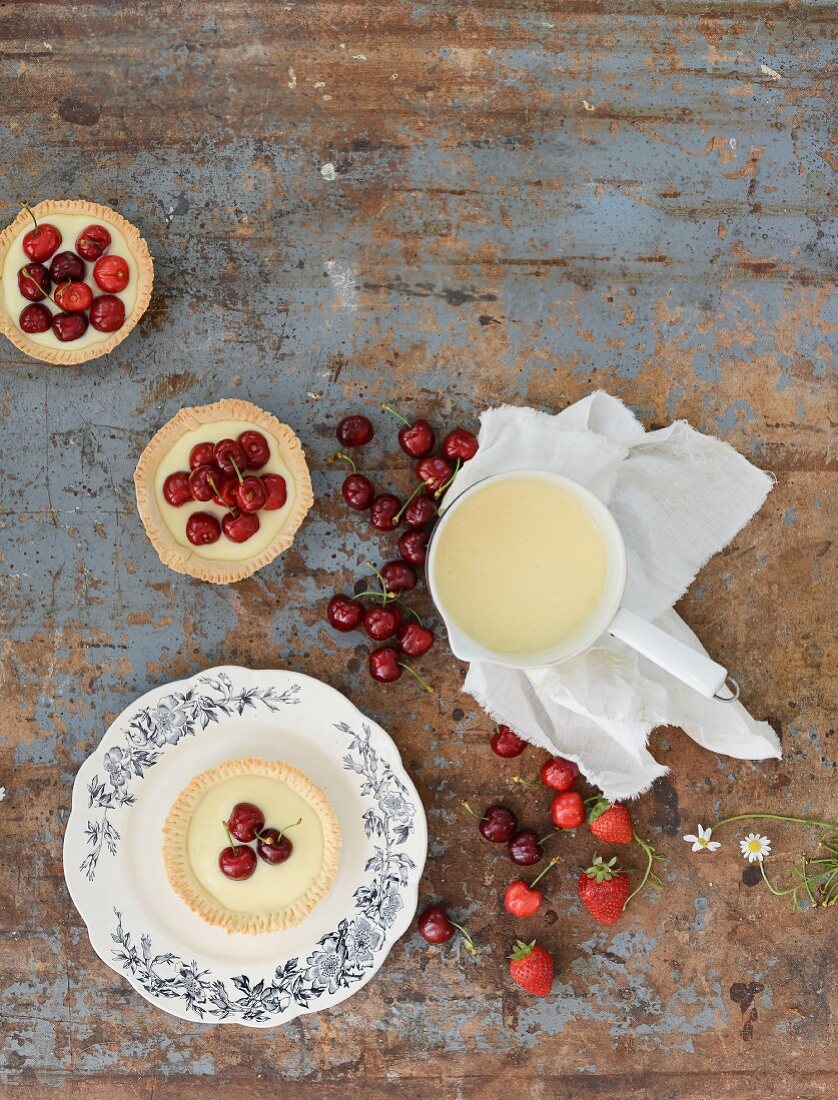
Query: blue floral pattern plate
63 666 427 1027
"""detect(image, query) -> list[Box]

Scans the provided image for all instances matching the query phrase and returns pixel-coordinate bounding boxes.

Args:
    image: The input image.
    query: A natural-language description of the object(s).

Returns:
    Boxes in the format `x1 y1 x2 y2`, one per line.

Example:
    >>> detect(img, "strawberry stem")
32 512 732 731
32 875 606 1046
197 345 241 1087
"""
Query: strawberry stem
623 833 666 909
712 813 838 833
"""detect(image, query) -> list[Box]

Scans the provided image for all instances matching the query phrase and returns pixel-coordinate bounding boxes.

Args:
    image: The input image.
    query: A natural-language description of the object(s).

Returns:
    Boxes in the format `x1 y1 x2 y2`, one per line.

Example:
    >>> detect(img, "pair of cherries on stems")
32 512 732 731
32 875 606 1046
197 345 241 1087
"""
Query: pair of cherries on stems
218 801 301 880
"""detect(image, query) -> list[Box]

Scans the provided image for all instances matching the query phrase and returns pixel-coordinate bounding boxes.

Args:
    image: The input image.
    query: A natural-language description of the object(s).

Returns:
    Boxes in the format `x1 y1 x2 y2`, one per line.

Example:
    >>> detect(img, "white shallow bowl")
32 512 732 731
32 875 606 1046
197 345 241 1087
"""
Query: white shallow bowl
63 666 427 1027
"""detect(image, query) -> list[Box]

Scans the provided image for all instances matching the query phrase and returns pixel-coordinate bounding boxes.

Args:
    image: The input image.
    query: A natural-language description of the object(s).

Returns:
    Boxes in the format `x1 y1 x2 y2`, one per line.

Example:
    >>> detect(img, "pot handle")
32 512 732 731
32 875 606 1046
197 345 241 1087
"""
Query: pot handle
609 608 740 701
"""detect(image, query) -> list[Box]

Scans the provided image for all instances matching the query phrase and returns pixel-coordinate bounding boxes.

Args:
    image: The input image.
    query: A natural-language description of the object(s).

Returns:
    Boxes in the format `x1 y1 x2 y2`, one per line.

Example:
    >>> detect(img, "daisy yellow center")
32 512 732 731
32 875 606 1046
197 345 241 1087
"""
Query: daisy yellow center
745 838 763 853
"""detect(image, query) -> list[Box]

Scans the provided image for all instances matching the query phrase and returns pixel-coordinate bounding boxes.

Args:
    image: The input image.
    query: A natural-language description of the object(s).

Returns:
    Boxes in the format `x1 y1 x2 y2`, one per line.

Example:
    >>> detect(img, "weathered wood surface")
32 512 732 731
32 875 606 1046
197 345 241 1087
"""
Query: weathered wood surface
0 1 835 1096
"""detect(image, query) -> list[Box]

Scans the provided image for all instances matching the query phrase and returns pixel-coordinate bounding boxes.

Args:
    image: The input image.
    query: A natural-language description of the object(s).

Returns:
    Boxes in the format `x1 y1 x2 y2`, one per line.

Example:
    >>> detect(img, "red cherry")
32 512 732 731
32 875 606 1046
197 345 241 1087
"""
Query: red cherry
89 294 125 333
18 303 52 334
342 473 374 510
237 430 270 470
336 415 373 447
504 880 543 918
398 527 429 565
478 804 517 843
185 512 221 545
76 223 111 261
214 438 247 476
370 493 401 532
490 725 528 758
261 474 287 510
18 263 51 301
327 594 364 632
381 560 416 594
93 254 129 293
540 756 580 793
22 221 62 262
222 510 260 543
219 844 257 880
188 463 223 503
364 605 402 642
52 311 88 342
404 495 437 527
550 790 585 829
256 828 293 864
236 475 268 513
228 801 265 842
54 280 93 313
213 474 239 509
416 455 453 494
443 428 479 461
417 904 454 944
396 622 434 657
399 419 435 458
508 829 543 866
163 471 191 507
189 441 215 470
369 646 402 683
49 250 85 284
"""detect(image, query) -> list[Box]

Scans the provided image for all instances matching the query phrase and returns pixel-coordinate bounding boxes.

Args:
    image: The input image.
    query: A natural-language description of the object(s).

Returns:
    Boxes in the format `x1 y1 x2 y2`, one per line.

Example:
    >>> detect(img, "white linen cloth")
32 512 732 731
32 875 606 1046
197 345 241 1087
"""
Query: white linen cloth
443 392 781 801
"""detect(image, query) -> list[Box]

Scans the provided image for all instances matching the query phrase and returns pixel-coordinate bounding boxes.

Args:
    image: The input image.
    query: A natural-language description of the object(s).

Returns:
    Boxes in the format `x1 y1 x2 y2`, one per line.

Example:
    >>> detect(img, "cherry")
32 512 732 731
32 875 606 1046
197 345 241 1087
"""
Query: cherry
396 622 434 657
18 263 51 301
219 843 257 880
490 725 528 758
343 473 374 510
256 828 293 864
54 281 93 313
540 756 580 793
22 220 62 262
416 455 453 494
370 493 401 531
550 790 585 829
237 430 270 470
52 312 88 342
477 804 517 843
214 475 239 509
76 224 111 261
49 250 85 285
261 473 287 510
214 438 247 476
508 829 543 866
93 254 129 293
504 858 559 918
163 471 192 507
364 604 402 641
236 475 267 513
186 512 221 545
336 414 373 447
443 428 479 462
189 441 215 470
188 463 223 503
381 560 416 594
404 495 437 527
382 405 435 458
417 904 454 944
89 294 125 333
227 801 265 842
368 646 402 683
222 510 260 543
18 303 52 334
398 527 429 565
327 594 364 632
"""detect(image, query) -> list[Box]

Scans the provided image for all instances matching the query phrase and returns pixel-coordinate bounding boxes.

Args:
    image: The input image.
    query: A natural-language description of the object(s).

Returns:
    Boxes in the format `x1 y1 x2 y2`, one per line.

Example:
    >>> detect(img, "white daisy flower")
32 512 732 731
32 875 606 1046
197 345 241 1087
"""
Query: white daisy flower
740 833 771 862
683 824 720 853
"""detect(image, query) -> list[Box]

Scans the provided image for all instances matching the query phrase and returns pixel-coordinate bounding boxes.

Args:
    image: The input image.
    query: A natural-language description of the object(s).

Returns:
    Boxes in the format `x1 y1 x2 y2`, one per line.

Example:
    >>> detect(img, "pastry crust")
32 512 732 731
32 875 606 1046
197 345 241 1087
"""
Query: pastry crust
0 199 154 365
162 757 341 934
134 398 314 584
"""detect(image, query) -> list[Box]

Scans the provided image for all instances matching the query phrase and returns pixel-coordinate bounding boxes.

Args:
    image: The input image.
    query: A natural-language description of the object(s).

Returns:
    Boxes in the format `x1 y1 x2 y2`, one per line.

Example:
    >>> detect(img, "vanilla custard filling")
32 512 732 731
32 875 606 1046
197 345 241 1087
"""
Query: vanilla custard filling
1 213 140 349
153 419 298 561
186 774 325 914
434 477 608 654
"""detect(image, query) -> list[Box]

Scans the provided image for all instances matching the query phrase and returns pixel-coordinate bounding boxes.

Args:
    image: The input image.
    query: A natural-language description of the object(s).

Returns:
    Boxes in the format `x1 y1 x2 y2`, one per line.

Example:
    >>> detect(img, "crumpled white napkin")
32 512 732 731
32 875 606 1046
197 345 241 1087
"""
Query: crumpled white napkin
442 392 781 801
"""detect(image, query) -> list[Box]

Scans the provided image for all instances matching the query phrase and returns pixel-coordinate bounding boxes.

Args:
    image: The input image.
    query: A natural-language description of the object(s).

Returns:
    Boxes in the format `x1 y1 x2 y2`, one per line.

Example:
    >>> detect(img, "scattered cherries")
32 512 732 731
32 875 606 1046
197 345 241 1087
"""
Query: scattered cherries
490 725 528 758
219 804 301 880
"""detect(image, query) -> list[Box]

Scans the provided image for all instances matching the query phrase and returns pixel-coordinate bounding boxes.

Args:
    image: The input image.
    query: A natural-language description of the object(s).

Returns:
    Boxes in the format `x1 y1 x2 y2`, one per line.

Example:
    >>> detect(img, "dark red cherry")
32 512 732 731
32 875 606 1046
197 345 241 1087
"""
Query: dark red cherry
416 455 454 494
219 844 257 880
54 280 93 313
490 725 527 758
417 904 455 944
479 804 517 843
396 622 434 657
381 560 416 594
370 493 401 532
342 473 374 510
213 474 239 509
49 250 85 285
256 828 293 864
188 463 223 503
369 646 402 683
228 801 265 842
364 605 402 641
237 430 270 470
399 419 435 458
214 438 247 476
93 254 129 293
508 829 543 866
75 223 111 261
443 428 479 461
261 474 287 510
163 471 191 507
327 594 364 632
222 510 260 543
18 263 50 301
185 512 221 546
22 221 61 262
89 294 125 332
398 527 429 566
189 441 215 470
336 415 373 447
404 495 437 527
51 311 88 342
236 475 268 513
18 303 52 333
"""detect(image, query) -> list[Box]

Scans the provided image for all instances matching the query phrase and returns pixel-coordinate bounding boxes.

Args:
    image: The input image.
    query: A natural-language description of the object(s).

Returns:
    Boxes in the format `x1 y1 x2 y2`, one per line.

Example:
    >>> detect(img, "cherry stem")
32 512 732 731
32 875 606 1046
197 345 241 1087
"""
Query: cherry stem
23 202 37 232
623 833 666 909
330 450 357 473
449 921 477 957
353 588 399 603
22 265 67 307
393 481 425 523
434 458 461 498
221 820 236 848
538 829 561 844
461 801 486 822
529 856 560 889
712 813 838 833
398 662 434 693
256 818 302 844
230 456 244 484
512 776 542 789
401 604 424 626
381 403 411 427
364 561 395 605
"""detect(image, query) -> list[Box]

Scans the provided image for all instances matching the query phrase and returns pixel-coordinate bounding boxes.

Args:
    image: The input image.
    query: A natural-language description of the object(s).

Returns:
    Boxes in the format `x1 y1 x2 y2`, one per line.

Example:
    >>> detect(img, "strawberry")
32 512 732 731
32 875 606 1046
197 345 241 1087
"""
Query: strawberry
588 798 633 845
578 855 631 925
508 940 554 996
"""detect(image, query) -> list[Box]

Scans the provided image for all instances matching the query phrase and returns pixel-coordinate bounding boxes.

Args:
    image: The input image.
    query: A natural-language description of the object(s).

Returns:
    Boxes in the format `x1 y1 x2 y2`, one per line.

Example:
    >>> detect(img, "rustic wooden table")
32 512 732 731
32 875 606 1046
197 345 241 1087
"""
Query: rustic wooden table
1 2 835 1097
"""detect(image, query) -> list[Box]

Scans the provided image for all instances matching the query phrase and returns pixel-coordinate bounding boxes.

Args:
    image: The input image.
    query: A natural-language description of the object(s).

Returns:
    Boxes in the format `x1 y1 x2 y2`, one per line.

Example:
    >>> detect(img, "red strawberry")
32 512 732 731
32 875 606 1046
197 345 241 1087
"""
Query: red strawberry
508 940 554 997
578 856 631 925
588 798 633 845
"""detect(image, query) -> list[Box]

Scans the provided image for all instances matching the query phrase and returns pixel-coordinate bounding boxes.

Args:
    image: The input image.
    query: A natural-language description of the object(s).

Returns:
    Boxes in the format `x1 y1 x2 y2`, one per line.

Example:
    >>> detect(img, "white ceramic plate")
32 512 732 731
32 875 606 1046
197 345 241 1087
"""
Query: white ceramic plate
63 666 427 1027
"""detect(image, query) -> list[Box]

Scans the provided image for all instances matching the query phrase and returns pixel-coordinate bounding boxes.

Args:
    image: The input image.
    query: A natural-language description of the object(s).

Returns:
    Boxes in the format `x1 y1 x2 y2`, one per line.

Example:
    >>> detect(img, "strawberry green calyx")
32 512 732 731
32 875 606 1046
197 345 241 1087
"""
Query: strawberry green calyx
509 939 537 962
587 797 612 824
584 855 620 882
